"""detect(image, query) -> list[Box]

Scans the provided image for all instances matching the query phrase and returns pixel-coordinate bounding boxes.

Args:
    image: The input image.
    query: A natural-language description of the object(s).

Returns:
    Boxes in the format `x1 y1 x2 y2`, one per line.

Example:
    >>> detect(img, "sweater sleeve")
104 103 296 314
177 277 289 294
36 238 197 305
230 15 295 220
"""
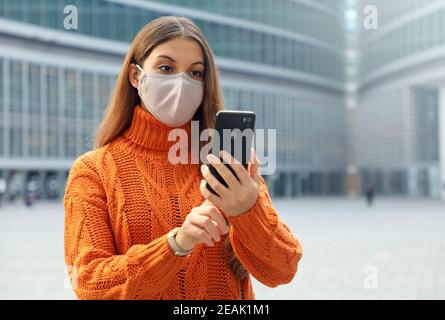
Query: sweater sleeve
226 177 303 288
63 154 188 300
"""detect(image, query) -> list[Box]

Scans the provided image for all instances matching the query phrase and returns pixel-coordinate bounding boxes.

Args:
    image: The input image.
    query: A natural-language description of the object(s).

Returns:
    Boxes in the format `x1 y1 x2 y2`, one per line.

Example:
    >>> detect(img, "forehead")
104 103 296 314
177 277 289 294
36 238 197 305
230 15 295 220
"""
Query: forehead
149 36 204 62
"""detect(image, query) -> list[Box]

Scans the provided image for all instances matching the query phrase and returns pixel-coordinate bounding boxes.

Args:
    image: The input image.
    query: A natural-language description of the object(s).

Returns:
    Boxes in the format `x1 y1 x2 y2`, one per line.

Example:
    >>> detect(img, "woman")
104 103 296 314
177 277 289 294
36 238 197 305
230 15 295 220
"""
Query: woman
64 16 303 300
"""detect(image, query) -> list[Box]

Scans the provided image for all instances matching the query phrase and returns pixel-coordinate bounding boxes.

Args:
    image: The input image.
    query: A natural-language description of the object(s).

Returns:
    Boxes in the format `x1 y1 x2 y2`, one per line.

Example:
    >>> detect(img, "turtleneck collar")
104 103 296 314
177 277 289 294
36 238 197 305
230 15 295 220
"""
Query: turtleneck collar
123 105 192 152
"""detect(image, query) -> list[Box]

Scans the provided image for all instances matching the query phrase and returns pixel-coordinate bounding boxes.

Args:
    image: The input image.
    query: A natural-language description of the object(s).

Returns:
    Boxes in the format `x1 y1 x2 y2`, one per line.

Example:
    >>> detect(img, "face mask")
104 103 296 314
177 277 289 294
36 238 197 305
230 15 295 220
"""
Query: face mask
136 64 204 127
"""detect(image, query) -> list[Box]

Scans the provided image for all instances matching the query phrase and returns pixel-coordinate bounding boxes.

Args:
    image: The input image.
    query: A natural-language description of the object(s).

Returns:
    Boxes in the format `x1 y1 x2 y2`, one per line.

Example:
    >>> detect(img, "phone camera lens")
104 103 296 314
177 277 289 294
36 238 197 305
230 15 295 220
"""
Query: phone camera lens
247 118 252 123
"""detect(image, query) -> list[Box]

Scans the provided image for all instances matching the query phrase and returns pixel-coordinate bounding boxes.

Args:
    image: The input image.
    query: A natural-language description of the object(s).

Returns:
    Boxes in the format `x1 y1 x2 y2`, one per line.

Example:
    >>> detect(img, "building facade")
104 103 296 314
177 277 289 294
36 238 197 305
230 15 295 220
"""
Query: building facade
356 0 445 197
0 0 346 201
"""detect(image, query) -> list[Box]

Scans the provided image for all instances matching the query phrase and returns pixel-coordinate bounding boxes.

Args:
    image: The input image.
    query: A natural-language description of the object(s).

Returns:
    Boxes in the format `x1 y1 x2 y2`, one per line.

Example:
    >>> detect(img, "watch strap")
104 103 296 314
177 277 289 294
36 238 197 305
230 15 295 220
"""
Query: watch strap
167 227 192 256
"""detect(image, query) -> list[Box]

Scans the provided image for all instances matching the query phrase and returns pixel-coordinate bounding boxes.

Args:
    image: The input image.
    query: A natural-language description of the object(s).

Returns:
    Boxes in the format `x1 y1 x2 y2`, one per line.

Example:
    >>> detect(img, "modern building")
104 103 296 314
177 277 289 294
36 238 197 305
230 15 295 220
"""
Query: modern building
355 0 445 197
0 0 346 201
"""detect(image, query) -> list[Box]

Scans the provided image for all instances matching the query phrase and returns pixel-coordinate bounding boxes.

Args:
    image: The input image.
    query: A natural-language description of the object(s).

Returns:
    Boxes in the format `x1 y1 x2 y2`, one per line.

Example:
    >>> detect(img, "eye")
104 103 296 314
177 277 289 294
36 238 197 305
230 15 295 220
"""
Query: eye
159 65 173 73
190 70 204 79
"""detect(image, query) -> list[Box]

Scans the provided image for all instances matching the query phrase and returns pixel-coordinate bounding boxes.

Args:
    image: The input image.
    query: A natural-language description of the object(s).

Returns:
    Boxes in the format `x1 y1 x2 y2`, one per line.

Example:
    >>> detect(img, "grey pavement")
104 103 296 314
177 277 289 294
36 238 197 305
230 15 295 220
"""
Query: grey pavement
253 197 445 299
0 197 444 299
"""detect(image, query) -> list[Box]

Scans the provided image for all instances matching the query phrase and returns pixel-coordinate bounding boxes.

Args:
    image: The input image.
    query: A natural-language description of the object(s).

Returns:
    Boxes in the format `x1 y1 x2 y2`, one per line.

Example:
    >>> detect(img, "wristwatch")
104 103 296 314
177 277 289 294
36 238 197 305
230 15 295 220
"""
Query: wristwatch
167 227 193 257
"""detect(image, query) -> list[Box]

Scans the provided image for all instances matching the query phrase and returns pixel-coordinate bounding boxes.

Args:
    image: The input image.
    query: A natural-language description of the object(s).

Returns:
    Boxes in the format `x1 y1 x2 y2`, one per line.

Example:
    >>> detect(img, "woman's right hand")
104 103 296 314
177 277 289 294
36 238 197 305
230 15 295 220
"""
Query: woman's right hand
175 200 230 250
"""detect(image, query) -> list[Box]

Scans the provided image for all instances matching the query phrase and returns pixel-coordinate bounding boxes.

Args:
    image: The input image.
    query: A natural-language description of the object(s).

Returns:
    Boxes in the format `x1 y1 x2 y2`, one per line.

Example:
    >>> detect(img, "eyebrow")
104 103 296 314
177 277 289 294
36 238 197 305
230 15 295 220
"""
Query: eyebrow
156 54 205 66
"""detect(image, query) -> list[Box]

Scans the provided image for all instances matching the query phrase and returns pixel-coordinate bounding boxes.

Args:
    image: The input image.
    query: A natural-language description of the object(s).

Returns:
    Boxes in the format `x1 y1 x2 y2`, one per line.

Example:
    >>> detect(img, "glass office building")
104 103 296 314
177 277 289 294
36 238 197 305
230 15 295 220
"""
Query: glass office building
356 0 445 197
0 0 346 200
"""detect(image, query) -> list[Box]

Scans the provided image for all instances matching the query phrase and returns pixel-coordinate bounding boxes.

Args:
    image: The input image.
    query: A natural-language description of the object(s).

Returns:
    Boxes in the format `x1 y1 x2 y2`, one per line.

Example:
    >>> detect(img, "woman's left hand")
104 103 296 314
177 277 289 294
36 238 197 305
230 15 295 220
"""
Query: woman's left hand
200 148 260 217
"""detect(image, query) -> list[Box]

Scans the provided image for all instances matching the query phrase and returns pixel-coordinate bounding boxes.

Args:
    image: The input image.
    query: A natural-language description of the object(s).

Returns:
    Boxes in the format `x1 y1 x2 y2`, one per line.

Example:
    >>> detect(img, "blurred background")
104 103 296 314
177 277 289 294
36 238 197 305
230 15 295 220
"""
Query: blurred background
0 0 445 299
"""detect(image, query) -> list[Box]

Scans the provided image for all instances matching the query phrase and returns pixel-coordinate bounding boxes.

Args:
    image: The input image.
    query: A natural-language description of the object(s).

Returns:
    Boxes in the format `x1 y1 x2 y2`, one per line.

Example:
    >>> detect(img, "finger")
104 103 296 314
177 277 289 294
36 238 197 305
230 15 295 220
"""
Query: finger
200 179 223 207
247 147 255 175
202 199 213 207
200 164 229 197
188 224 214 246
249 148 260 184
206 154 239 189
193 214 221 242
199 205 229 234
219 149 242 165
220 150 250 185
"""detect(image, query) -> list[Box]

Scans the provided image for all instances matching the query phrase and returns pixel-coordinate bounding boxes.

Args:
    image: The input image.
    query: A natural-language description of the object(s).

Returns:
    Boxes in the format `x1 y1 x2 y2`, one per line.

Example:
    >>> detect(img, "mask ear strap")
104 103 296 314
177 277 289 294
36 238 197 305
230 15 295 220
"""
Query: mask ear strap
135 64 144 73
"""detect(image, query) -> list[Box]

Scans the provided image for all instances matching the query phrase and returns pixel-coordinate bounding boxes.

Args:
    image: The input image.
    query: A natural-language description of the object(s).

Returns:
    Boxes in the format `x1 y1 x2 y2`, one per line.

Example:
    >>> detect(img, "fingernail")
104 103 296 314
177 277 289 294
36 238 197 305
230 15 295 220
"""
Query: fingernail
207 154 217 164
200 165 207 173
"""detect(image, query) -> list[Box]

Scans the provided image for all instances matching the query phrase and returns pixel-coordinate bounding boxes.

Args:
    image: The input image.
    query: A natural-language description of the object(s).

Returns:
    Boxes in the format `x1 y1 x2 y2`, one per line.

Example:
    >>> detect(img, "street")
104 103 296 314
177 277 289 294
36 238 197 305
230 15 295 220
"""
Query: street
1 197 444 299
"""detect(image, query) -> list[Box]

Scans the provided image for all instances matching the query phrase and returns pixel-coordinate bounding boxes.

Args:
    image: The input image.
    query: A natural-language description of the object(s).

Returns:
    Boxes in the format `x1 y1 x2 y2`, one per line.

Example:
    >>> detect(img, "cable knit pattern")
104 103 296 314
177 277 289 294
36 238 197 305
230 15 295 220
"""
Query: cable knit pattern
64 104 303 300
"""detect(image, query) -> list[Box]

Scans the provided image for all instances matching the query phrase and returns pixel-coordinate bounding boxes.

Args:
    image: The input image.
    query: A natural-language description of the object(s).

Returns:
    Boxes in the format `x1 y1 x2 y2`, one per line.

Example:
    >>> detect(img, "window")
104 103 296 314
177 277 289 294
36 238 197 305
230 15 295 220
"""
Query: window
28 63 41 116
82 72 94 120
265 35 274 65
252 32 263 64
64 125 77 157
0 58 3 114
79 0 94 36
7 0 25 22
10 126 23 157
29 120 41 157
65 68 77 119
97 0 110 39
47 66 59 157
110 3 127 41
128 6 145 39
10 60 22 114
0 58 3 156
27 0 41 25
45 0 58 29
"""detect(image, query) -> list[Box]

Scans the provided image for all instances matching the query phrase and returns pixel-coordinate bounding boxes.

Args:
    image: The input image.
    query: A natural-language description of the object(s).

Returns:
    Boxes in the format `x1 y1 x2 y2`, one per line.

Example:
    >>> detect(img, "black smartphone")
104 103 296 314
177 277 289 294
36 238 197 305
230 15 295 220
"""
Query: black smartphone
206 110 256 195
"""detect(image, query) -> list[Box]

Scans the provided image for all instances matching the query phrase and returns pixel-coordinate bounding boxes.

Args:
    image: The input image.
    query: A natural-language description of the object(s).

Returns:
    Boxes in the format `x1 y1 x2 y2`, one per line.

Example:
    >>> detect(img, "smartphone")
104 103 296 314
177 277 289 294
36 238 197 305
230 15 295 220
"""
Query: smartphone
206 110 256 195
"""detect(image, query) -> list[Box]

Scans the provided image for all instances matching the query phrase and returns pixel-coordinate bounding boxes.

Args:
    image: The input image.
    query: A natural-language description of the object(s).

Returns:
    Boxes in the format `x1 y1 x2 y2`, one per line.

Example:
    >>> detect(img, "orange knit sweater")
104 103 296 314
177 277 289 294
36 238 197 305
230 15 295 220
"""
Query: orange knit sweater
63 105 303 300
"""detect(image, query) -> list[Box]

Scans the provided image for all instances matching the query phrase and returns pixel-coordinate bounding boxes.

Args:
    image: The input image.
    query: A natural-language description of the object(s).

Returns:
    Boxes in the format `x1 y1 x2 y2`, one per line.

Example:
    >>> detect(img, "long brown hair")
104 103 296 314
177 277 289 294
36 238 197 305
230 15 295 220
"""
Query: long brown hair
94 16 248 281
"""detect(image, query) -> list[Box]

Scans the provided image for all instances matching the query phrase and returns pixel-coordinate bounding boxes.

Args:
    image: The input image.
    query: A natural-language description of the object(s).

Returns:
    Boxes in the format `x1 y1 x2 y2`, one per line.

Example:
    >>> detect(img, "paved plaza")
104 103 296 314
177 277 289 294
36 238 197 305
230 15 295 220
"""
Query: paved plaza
1 197 444 299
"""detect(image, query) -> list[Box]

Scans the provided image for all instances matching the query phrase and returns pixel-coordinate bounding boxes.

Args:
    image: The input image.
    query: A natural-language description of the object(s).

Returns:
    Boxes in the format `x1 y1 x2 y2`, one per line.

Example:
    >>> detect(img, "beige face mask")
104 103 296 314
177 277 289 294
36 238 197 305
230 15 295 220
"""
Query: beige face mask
136 64 204 127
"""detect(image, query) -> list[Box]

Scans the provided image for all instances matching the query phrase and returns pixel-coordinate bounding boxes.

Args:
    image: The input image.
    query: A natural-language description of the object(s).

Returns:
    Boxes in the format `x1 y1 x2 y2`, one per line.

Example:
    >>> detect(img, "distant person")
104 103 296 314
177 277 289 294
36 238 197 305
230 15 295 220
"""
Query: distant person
24 180 38 209
0 178 6 207
63 16 303 300
365 184 375 206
